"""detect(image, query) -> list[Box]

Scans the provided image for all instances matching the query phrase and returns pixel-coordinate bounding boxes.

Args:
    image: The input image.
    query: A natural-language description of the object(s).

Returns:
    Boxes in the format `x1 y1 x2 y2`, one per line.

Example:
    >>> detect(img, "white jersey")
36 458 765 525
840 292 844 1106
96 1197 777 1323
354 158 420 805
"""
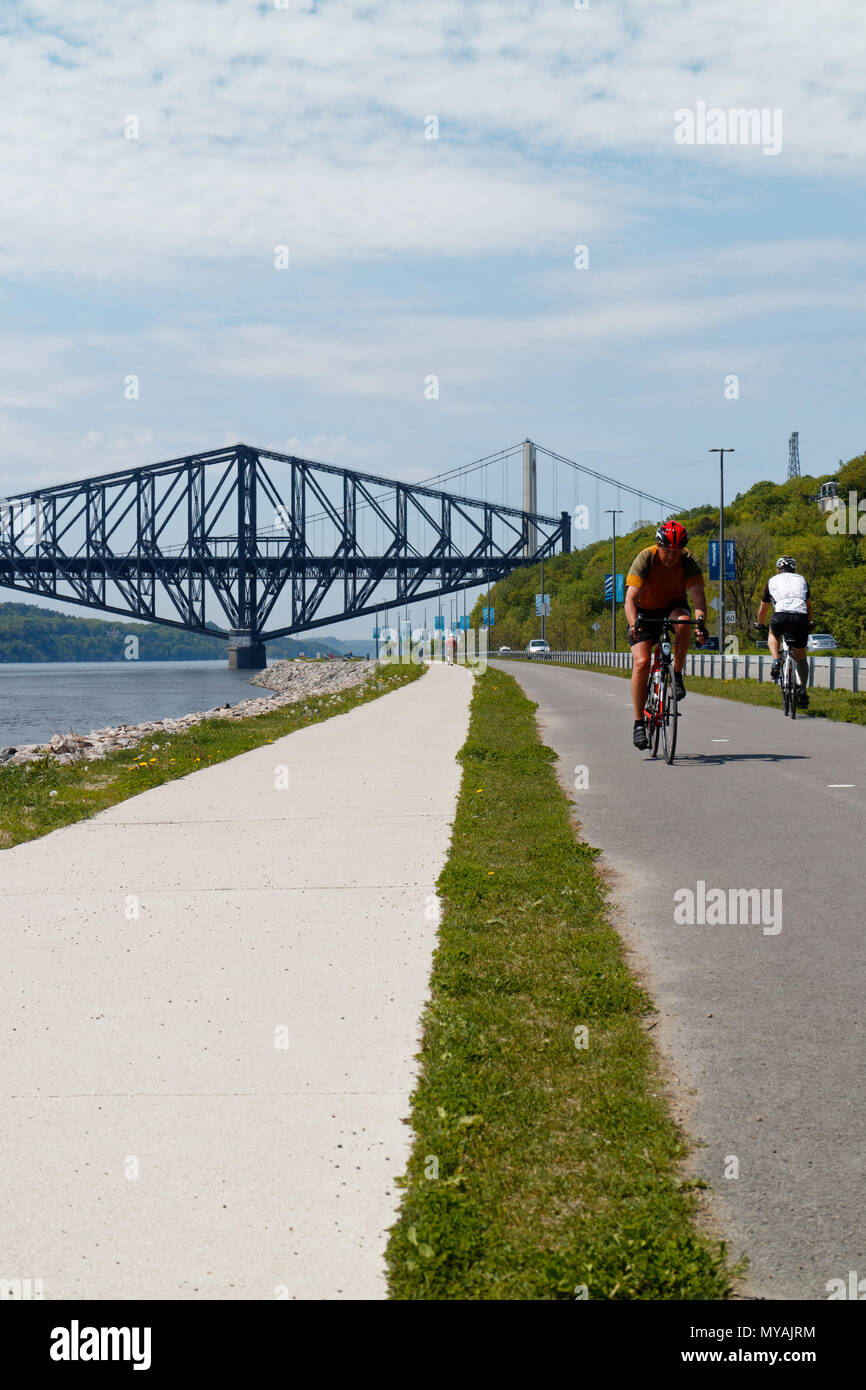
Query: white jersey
763 572 809 614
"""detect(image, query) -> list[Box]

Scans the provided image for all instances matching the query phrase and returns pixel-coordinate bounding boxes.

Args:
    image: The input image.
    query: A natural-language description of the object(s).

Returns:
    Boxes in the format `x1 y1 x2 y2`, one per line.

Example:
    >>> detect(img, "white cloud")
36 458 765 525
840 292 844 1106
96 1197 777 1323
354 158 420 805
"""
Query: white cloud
1 0 864 289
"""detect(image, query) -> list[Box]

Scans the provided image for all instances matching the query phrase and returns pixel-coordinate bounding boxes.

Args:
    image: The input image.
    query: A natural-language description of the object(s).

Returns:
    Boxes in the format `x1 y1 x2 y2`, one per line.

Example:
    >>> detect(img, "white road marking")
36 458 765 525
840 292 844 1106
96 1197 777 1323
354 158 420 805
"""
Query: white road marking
827 784 855 788
711 739 730 742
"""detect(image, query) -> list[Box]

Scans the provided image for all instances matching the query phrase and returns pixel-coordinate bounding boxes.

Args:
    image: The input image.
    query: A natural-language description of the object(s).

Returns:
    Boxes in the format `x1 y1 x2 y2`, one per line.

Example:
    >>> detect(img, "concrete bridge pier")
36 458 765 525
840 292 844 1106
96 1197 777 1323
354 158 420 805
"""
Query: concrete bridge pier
228 636 268 669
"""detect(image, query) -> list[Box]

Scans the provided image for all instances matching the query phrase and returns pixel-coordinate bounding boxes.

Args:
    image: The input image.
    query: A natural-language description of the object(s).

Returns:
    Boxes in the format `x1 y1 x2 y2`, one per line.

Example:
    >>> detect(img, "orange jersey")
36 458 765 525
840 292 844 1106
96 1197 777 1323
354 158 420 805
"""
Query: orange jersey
625 545 703 609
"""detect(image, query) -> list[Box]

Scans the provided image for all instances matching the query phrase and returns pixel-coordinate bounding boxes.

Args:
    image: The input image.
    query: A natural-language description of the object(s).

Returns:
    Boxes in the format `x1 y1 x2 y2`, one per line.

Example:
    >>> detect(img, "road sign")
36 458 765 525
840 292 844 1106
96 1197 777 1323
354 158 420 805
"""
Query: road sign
725 610 736 625
604 574 624 602
708 539 736 581
591 622 600 632
709 597 720 612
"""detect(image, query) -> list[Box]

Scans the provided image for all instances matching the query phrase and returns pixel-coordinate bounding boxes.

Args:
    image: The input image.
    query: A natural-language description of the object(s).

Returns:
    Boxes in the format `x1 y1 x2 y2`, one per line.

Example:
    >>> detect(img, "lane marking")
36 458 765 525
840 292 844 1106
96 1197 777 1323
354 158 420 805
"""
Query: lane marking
711 739 730 742
827 783 855 788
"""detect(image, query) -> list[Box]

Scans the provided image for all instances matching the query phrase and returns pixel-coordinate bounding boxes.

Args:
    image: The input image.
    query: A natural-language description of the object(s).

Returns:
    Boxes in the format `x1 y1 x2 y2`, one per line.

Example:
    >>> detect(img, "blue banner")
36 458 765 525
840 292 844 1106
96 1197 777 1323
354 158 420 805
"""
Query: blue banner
604 574 624 601
708 540 736 581
433 615 445 630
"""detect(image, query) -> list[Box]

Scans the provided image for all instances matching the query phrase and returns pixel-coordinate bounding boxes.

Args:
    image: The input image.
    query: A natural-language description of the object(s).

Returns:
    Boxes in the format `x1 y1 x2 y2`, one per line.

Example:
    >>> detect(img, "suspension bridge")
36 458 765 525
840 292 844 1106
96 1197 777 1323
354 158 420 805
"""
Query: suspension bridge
0 440 682 666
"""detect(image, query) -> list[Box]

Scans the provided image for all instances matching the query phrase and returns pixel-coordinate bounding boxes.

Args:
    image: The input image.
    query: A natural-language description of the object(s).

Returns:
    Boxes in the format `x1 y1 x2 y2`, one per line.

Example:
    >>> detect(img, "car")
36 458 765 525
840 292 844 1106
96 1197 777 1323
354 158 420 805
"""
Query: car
497 646 512 654
526 639 551 658
807 633 837 651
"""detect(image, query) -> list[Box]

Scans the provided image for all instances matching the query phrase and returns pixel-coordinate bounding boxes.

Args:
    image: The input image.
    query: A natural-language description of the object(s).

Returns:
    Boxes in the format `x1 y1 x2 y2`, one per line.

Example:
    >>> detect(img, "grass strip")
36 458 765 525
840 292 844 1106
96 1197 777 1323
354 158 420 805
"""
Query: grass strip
0 662 423 849
497 657 866 726
387 668 735 1300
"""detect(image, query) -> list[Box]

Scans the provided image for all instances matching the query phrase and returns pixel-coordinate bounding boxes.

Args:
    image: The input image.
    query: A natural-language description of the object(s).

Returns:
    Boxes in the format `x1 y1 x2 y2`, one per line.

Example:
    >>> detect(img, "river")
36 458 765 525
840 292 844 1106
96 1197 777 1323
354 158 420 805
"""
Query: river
0 662 276 747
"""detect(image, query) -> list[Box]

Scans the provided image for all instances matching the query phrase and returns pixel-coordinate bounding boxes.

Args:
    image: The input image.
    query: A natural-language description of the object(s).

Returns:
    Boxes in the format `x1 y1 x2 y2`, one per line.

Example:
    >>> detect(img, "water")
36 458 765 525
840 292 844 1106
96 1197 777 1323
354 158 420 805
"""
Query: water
0 662 277 747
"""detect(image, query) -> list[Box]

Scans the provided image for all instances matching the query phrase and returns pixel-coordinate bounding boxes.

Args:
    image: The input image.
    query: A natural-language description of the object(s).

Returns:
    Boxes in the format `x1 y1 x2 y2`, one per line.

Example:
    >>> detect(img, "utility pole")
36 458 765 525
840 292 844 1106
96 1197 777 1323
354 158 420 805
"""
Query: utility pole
709 449 734 666
486 561 491 641
540 552 545 641
605 509 623 649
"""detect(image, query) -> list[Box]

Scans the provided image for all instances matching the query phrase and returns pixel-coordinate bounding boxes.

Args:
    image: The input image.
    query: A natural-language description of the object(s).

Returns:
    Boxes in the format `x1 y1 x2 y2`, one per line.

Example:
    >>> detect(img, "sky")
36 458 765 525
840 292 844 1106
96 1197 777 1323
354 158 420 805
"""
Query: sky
1 0 865 640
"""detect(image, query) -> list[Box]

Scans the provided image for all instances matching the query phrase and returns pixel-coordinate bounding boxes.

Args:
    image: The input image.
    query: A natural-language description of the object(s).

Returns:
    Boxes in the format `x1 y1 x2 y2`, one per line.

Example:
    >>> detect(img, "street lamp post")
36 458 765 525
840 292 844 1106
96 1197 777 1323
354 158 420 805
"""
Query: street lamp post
605 508 623 649
709 449 735 668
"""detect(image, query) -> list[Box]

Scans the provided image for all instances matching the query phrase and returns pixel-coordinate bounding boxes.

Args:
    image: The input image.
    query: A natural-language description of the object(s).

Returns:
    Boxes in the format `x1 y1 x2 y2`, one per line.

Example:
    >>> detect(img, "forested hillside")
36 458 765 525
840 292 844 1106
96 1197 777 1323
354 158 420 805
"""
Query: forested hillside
0 603 372 662
473 452 866 651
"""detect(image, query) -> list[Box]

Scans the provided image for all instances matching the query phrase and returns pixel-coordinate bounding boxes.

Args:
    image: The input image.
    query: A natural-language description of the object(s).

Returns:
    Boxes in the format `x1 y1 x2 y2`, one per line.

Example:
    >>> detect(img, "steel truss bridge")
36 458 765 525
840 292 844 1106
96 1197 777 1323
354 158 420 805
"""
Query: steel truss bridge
0 443 570 666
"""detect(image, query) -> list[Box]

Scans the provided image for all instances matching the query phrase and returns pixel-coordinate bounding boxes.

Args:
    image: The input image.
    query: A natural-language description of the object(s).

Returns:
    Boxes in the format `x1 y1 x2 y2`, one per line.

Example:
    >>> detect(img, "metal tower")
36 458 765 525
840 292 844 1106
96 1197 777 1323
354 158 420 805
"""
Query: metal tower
787 431 801 479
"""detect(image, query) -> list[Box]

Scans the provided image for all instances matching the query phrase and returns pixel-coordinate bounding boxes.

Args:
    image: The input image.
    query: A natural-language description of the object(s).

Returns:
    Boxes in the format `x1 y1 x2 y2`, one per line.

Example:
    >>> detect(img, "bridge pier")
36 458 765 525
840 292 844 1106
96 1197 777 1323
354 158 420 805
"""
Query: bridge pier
228 641 267 670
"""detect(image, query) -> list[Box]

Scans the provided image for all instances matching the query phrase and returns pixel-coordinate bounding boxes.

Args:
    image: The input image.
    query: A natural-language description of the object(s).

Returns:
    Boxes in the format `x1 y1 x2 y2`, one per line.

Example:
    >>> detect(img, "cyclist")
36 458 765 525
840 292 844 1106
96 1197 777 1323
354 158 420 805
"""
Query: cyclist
756 557 813 708
625 521 708 749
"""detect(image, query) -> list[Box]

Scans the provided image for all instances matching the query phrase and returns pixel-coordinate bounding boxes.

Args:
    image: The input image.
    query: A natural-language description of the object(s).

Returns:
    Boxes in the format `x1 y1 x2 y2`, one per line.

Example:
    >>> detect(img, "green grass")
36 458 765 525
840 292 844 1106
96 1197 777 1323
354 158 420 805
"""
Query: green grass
0 661 423 849
387 669 736 1300
497 656 866 726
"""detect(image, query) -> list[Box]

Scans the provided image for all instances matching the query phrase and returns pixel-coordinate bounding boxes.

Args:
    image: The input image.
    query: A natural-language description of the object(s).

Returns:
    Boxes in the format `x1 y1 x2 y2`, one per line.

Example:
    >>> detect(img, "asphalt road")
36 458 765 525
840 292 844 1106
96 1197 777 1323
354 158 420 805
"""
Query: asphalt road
494 658 866 1302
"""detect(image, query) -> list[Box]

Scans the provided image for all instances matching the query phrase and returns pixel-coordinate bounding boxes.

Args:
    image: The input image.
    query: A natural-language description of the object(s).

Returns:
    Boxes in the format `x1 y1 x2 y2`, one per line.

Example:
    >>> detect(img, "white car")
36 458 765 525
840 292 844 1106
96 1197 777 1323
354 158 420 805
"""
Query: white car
806 633 837 651
497 646 512 654
526 639 551 658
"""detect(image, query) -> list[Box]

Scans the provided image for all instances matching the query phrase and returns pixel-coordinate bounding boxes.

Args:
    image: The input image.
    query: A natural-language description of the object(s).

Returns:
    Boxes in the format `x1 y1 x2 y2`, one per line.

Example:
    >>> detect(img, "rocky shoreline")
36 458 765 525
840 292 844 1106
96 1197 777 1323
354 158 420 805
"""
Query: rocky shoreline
0 659 376 767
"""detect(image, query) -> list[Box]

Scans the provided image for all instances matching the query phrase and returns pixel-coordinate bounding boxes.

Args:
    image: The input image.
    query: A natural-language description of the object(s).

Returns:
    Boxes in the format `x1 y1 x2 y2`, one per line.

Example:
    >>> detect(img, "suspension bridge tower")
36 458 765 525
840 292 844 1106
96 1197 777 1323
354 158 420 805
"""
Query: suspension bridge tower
787 431 801 480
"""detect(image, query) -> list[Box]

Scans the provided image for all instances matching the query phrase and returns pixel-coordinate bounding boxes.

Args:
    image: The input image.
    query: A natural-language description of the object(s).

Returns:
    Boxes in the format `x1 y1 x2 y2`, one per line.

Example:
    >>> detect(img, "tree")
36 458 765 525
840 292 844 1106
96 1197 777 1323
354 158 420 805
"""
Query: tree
725 525 773 637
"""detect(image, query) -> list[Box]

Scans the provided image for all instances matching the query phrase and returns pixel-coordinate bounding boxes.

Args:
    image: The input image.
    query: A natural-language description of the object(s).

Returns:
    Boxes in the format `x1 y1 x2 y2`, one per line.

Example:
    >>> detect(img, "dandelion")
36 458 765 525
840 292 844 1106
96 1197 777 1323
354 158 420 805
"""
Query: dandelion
49 790 58 798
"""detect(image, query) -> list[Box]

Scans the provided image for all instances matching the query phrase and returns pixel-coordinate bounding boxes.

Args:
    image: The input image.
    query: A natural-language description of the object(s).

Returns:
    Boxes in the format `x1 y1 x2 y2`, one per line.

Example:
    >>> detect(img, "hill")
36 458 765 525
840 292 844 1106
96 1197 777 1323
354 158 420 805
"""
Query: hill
0 602 374 662
473 451 866 651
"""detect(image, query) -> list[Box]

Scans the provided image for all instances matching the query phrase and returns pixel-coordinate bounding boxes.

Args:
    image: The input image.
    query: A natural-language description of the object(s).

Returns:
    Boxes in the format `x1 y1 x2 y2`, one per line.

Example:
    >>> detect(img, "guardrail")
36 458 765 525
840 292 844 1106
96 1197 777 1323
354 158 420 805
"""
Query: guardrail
497 650 864 692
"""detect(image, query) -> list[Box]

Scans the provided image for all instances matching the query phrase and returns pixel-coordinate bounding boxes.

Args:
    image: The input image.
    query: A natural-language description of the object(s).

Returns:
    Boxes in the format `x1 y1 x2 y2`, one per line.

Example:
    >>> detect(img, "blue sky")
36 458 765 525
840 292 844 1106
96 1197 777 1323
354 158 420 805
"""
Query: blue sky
1 0 865 639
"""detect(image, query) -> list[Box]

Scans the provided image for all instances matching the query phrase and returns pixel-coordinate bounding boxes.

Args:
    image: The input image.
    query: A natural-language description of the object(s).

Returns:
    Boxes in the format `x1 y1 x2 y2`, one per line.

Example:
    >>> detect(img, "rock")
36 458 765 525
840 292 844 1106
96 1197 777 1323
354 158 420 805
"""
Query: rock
3 658 379 768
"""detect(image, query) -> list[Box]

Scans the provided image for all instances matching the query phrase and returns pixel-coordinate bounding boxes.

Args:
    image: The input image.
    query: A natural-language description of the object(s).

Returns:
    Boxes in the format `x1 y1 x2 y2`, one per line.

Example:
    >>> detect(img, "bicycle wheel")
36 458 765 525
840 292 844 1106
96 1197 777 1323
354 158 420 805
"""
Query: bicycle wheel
661 665 678 764
781 678 790 716
647 675 661 758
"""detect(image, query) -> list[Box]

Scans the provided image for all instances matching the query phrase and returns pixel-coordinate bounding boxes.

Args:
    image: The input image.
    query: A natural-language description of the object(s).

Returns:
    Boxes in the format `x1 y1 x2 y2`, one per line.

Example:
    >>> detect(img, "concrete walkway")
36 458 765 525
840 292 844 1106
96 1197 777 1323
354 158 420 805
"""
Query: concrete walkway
0 662 473 1300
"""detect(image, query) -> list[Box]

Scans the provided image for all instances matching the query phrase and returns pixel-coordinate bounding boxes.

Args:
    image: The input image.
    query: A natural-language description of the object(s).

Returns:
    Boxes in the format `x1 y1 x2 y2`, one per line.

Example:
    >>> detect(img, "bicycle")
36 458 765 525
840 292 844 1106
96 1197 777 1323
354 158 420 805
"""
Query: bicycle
642 616 705 764
756 625 801 718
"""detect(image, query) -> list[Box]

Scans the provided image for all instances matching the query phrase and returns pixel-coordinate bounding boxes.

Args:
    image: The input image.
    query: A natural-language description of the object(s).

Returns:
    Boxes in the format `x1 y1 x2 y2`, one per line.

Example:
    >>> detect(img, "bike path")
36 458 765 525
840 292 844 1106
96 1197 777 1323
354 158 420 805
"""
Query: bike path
495 659 866 1301
0 662 473 1300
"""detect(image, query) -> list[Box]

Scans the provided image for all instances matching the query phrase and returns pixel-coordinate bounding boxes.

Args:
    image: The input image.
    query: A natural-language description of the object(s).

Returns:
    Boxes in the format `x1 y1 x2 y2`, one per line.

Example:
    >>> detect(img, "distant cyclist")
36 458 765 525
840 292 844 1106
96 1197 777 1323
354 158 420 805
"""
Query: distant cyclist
756 557 813 708
625 521 708 750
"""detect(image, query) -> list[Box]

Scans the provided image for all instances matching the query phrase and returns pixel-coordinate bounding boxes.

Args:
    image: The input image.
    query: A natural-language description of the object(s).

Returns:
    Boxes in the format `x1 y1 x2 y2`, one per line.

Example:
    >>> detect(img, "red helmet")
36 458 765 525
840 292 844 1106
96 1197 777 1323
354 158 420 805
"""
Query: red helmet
656 520 688 549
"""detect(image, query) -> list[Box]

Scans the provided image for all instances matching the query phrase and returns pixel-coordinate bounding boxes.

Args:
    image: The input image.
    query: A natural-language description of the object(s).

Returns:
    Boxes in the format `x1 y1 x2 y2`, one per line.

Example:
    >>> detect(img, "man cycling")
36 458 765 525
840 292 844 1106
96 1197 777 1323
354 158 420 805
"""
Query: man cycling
625 521 708 750
756 557 813 708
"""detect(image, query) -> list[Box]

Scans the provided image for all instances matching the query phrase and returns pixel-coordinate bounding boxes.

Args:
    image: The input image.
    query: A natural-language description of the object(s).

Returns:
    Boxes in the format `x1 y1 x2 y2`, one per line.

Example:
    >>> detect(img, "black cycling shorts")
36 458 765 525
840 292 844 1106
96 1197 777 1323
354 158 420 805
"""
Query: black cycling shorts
629 602 689 646
770 613 809 649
